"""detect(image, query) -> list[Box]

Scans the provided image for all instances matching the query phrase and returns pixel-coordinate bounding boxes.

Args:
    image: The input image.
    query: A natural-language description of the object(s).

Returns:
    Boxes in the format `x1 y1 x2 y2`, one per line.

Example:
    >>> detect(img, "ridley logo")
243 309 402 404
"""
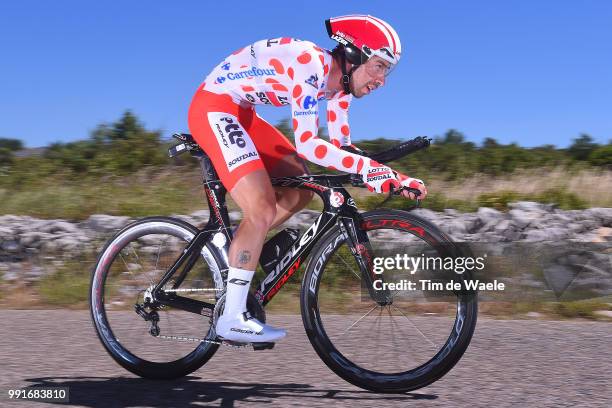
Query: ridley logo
260 214 324 291
265 257 301 301
330 191 345 208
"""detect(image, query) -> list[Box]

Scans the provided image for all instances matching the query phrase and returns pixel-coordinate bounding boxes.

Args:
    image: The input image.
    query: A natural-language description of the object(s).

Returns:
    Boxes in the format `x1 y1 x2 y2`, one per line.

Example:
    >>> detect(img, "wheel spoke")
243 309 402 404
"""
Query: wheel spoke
391 304 437 348
333 303 379 340
336 252 361 281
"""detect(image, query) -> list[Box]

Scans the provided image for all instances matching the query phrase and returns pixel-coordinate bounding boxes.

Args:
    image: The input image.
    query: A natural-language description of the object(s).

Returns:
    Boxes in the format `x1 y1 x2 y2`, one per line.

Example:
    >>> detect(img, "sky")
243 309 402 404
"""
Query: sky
1 1 611 148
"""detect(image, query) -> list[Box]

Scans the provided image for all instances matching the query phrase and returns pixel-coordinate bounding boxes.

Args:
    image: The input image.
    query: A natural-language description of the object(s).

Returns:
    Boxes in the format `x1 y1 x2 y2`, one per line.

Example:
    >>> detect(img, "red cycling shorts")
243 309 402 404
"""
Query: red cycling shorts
188 89 297 191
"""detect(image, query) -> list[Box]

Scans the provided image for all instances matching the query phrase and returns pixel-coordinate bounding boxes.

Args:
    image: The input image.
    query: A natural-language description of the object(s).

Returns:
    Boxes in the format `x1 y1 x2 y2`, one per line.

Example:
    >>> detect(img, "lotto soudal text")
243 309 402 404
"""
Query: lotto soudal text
366 168 393 182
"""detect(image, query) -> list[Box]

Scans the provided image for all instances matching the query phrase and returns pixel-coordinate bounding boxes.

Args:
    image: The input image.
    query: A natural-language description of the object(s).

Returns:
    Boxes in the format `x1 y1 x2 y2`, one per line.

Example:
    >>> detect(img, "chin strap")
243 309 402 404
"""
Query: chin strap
340 51 358 95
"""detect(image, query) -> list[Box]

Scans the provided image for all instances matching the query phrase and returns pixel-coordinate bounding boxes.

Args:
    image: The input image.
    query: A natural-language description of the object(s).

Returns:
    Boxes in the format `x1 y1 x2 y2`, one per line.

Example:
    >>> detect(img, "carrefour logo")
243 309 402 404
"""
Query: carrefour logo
303 96 317 109
294 110 317 116
215 67 277 85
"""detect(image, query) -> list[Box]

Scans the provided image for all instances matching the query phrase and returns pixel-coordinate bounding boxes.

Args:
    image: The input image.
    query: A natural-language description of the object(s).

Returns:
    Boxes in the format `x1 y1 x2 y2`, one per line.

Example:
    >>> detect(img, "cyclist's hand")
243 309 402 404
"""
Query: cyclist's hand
397 173 428 200
360 160 401 193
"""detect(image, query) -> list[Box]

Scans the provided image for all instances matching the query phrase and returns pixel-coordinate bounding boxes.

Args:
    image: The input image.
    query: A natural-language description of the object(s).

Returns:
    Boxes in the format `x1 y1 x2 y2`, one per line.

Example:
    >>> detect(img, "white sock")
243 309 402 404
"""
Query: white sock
223 266 255 317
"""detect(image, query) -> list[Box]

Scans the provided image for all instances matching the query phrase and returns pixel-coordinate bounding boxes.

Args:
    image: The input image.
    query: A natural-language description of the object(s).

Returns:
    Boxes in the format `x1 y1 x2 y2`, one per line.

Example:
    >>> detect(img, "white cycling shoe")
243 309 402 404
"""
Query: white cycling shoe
216 311 287 343
216 266 287 344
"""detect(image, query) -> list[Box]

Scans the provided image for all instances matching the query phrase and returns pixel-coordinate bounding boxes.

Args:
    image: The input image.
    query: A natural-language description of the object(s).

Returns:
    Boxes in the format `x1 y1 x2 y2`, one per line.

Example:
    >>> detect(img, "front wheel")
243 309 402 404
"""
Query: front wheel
301 209 478 393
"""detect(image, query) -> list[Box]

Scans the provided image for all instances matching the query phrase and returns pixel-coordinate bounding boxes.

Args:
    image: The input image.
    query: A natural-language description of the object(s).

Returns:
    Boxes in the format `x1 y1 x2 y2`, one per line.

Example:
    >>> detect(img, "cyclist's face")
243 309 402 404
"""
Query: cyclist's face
350 56 391 98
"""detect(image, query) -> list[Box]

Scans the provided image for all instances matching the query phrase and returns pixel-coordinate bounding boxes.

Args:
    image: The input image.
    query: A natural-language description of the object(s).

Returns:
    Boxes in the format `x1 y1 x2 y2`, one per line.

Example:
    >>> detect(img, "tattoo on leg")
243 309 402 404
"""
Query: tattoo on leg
237 250 252 265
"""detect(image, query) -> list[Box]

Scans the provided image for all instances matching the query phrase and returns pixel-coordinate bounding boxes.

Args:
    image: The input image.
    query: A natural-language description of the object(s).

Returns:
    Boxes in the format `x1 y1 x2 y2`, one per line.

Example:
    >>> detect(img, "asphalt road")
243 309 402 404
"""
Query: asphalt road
0 310 610 407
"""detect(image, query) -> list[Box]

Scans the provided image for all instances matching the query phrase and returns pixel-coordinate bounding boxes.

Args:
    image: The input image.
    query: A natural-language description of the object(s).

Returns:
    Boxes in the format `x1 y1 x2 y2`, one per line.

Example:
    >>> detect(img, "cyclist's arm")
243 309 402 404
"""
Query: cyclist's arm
290 51 364 173
327 93 353 148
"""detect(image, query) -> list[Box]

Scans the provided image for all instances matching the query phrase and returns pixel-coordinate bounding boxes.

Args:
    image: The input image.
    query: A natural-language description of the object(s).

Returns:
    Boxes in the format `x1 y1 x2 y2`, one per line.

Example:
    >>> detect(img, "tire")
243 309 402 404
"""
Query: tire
301 209 478 393
89 217 224 379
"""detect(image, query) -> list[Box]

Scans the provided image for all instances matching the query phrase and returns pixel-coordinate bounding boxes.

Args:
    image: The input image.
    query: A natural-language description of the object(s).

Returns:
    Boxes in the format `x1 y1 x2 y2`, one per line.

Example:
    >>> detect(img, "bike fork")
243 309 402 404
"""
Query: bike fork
339 216 392 306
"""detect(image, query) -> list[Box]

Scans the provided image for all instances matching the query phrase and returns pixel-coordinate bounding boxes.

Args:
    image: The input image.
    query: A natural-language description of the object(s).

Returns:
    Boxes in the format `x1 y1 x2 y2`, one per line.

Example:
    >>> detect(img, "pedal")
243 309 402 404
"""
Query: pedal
252 342 275 351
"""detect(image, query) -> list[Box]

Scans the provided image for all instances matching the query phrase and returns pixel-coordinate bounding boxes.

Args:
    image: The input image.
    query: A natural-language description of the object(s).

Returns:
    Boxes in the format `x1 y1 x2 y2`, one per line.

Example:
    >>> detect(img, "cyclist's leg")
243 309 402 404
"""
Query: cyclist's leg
188 90 285 343
244 112 313 229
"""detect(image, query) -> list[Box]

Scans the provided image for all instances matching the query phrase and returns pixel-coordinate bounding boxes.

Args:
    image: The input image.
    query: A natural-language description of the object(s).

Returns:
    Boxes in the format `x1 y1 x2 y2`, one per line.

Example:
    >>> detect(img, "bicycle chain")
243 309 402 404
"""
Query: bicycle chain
156 334 250 349
151 287 250 350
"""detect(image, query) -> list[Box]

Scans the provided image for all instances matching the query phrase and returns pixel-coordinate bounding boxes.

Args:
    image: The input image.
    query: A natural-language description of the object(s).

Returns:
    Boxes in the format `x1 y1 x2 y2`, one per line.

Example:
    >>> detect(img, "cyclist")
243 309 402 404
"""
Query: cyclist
188 15 427 344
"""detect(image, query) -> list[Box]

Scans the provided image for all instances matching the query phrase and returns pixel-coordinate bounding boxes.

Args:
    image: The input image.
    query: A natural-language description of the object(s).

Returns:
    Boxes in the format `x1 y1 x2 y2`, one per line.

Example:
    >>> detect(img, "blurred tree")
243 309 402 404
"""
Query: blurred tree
482 137 499 149
0 147 14 166
567 134 598 161
0 138 24 151
436 129 465 145
42 111 165 174
588 144 612 167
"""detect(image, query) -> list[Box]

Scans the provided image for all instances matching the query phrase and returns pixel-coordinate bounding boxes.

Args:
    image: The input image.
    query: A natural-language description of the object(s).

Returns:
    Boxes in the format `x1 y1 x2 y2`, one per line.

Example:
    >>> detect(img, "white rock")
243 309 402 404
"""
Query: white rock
82 214 131 233
476 207 504 225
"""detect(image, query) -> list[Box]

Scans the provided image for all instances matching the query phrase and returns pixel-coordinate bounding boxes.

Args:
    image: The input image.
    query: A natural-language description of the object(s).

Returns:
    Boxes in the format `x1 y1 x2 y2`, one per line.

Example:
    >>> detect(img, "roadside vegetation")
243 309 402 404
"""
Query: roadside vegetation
1 111 610 220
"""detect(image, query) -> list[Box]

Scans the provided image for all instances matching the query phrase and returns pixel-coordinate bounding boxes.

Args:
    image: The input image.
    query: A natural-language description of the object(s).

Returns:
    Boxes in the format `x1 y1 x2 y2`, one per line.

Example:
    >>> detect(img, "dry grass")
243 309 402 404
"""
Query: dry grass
428 168 612 208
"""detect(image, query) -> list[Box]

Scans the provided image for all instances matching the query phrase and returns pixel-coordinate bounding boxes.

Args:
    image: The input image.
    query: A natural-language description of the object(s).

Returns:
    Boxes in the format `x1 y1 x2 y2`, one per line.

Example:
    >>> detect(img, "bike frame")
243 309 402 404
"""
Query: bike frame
150 153 380 315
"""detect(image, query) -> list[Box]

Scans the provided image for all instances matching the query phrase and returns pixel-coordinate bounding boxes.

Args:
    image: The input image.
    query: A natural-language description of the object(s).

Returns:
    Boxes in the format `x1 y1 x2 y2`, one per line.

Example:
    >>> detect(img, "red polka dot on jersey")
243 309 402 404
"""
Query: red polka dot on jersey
341 125 350 136
314 46 323 53
268 58 285 74
342 156 354 169
297 53 312 64
287 67 294 79
293 85 302 98
328 111 337 122
357 158 364 173
292 119 298 131
265 78 279 84
328 165 338 171
315 144 327 159
300 131 313 143
232 47 244 55
332 139 341 148
273 84 288 92
323 64 329 75
339 101 349 110
241 85 255 92
319 54 325 65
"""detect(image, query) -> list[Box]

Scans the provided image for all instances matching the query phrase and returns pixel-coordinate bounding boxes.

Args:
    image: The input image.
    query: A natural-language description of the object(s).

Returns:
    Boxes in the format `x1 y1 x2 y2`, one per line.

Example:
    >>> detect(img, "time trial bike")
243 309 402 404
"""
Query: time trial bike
89 134 477 393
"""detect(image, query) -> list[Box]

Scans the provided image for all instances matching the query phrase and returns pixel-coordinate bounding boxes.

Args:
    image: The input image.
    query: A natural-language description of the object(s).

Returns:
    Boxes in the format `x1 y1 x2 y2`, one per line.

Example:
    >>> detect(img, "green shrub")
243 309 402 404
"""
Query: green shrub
476 191 522 211
534 188 587 210
37 262 91 306
476 189 586 211
588 145 612 167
